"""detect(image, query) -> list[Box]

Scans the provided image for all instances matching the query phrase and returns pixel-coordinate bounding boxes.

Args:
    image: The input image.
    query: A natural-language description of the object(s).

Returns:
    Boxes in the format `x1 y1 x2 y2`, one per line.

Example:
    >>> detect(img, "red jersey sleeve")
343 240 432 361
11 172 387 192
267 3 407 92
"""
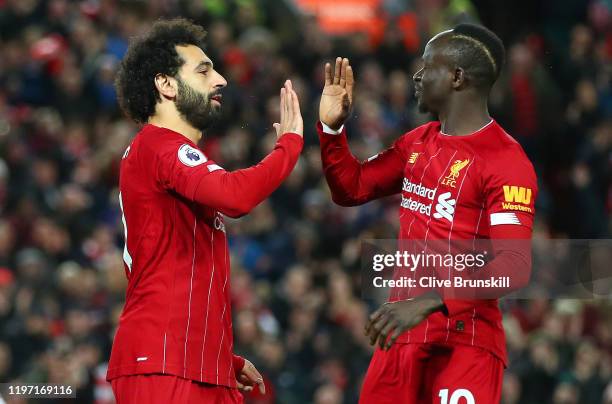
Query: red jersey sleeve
232 354 245 375
152 132 303 218
483 147 537 231
318 122 410 206
442 147 538 317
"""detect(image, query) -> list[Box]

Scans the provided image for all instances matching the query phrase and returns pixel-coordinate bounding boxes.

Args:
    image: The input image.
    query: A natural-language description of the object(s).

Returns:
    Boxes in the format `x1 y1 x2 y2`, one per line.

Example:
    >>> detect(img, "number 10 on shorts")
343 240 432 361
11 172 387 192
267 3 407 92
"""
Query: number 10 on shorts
439 388 475 404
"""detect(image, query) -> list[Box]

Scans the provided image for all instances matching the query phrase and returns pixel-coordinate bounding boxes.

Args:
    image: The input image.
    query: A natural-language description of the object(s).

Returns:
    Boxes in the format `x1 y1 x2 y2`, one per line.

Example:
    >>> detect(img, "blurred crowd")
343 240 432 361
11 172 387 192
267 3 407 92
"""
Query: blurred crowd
0 0 611 403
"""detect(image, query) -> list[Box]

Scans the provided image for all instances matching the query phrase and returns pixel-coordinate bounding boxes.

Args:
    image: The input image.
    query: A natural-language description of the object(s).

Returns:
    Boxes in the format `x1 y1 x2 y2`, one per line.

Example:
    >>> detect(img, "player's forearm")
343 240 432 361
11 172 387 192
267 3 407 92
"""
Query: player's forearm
318 124 379 206
320 136 366 206
442 226 532 317
318 122 405 206
191 133 303 217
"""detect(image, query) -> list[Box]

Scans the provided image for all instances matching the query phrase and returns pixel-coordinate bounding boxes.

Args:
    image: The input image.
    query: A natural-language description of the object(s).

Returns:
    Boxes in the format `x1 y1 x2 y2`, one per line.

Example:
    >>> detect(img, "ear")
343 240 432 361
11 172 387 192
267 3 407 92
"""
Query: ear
452 67 466 90
154 74 177 100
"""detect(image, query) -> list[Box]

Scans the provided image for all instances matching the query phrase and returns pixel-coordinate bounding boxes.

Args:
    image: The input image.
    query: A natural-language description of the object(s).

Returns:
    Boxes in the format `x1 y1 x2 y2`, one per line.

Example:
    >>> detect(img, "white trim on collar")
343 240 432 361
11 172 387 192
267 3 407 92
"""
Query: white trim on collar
440 119 494 136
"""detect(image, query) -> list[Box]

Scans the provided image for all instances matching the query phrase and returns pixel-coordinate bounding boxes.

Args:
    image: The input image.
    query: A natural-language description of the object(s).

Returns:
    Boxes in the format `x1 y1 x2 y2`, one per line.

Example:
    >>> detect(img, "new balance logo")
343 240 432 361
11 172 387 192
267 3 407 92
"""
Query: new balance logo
433 192 456 222
503 185 532 204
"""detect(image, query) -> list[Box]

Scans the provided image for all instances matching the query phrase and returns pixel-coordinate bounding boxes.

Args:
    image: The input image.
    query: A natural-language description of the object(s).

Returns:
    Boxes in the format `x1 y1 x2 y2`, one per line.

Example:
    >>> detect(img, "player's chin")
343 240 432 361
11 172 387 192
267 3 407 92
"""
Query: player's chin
207 101 221 114
209 106 222 119
190 112 218 131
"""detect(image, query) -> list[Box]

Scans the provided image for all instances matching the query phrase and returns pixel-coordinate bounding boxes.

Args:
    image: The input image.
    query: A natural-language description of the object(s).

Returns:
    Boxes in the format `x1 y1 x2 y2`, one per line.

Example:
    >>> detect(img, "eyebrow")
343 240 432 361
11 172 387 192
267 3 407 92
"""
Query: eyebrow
194 61 213 71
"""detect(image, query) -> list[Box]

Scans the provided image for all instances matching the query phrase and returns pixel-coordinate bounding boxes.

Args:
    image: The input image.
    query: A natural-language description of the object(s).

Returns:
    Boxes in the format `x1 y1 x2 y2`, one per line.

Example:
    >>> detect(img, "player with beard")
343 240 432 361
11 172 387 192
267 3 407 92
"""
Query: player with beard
107 19 303 403
318 24 537 402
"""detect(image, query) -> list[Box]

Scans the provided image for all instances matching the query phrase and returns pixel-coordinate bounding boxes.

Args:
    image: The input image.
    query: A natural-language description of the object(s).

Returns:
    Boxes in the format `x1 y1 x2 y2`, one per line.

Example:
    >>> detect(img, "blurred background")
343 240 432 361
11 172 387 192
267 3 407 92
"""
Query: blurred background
0 0 611 403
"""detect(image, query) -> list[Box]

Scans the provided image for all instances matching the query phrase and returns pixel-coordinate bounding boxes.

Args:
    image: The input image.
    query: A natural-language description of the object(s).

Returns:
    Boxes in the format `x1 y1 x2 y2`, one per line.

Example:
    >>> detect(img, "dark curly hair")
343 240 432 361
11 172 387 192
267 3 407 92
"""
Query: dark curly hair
115 18 207 123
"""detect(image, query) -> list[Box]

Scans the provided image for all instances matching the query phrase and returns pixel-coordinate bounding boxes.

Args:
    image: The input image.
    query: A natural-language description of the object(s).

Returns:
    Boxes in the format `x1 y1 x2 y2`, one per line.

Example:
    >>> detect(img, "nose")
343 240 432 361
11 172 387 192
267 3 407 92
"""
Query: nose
212 69 227 89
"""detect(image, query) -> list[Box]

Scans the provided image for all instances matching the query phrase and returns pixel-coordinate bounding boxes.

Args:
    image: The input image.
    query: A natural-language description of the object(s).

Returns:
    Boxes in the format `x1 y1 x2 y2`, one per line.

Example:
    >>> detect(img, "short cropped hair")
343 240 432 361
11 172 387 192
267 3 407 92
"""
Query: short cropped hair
115 18 207 123
446 23 506 91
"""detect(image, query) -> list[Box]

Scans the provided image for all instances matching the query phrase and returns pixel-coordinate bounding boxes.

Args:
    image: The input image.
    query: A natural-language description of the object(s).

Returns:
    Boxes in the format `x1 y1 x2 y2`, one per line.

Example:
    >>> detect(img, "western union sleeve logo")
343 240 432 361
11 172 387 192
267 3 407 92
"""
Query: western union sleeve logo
502 185 533 213
503 185 532 204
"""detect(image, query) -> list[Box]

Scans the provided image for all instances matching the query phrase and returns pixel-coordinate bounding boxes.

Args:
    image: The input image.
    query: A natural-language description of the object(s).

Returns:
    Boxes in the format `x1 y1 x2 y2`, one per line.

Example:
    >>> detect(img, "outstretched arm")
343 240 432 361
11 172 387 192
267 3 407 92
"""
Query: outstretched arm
318 58 405 206
156 80 304 218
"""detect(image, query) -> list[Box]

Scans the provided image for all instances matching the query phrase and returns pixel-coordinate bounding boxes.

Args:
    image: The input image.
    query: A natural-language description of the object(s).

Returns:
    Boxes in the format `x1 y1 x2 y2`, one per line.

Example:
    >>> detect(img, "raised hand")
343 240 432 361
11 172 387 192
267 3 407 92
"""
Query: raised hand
273 80 303 139
319 57 354 131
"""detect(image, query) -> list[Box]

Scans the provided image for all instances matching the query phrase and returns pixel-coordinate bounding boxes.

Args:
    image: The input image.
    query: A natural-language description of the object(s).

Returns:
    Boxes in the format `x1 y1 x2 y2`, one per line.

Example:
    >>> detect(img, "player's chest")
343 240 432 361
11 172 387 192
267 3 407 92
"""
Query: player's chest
399 144 482 228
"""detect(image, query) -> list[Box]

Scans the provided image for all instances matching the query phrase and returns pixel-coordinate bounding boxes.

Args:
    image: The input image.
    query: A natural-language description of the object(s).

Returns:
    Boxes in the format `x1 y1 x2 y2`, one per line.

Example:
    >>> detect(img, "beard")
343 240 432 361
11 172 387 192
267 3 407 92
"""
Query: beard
175 78 221 131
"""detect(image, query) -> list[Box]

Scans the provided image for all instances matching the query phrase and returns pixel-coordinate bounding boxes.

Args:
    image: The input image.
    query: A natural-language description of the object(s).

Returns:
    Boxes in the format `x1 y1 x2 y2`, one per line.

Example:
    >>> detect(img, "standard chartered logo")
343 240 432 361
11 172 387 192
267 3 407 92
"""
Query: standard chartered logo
402 179 436 199
401 179 436 216
401 179 456 223
433 192 456 222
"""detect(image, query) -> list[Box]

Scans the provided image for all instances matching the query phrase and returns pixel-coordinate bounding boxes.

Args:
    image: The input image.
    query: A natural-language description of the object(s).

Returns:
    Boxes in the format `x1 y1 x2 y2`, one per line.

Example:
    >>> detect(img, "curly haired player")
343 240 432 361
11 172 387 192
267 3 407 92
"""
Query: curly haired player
107 18 303 403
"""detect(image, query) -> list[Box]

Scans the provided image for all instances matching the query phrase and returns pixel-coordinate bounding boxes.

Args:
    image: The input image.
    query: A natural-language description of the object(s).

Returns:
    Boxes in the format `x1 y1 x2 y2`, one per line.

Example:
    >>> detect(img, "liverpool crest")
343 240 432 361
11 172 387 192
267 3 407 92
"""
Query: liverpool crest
441 159 470 188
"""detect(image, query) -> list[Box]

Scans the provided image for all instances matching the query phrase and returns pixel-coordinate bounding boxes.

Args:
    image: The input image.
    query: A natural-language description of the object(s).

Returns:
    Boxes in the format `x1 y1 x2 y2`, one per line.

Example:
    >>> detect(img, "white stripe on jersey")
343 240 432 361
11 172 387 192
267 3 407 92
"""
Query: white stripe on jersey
200 226 216 381
162 332 167 372
399 147 442 303
215 235 229 385
183 216 198 377
226 238 235 385
473 202 485 250
444 155 474 343
470 202 485 346
400 141 434 342
490 212 521 226
422 151 457 344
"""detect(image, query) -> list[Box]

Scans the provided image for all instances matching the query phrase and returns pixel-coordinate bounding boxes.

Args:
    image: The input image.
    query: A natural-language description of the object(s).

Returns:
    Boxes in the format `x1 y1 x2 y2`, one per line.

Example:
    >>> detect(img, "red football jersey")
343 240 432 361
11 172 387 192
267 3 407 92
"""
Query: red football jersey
319 120 537 364
107 124 303 386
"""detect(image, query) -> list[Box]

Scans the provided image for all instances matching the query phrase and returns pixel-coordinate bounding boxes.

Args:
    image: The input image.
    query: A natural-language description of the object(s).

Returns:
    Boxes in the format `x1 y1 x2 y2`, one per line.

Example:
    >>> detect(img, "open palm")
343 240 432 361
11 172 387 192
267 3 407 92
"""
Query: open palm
319 57 354 130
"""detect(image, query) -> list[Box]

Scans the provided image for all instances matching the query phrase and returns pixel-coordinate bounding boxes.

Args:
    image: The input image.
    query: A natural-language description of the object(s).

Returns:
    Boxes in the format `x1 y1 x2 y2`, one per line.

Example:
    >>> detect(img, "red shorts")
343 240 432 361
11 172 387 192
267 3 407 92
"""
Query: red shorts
110 373 244 404
359 343 503 404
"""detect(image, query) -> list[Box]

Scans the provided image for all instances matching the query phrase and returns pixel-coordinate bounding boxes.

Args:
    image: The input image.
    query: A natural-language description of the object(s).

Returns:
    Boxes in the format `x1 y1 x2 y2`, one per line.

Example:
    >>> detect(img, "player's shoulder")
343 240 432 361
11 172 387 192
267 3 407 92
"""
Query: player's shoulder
136 124 191 150
134 124 204 161
482 122 537 184
403 120 439 139
484 122 532 163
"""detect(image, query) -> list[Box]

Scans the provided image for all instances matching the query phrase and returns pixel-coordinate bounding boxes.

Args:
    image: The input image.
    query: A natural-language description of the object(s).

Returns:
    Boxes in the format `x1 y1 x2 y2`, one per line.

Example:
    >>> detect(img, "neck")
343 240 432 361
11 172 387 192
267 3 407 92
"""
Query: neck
438 95 491 136
148 106 202 144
